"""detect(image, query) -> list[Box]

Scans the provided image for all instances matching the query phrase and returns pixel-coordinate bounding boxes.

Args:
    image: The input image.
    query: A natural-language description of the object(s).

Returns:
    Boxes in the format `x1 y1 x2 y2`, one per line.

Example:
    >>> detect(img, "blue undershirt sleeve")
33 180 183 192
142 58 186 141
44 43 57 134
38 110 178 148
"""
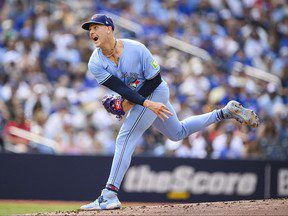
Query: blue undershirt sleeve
137 73 162 98
102 75 146 106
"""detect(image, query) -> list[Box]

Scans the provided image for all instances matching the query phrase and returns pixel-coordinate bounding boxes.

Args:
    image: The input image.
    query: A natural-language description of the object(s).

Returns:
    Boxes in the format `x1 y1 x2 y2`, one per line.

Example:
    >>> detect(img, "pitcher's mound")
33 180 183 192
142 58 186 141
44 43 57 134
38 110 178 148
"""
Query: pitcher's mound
33 198 288 215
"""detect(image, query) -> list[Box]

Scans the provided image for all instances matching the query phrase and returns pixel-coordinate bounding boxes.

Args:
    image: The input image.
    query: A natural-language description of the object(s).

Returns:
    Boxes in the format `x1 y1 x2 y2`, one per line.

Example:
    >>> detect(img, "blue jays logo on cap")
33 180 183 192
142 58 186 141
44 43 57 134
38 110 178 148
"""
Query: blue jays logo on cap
81 14 115 31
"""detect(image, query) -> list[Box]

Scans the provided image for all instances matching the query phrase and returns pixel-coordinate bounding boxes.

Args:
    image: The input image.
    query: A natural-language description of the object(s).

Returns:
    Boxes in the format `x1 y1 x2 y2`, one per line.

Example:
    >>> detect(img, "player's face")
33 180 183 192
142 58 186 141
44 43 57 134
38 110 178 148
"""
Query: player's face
89 24 108 47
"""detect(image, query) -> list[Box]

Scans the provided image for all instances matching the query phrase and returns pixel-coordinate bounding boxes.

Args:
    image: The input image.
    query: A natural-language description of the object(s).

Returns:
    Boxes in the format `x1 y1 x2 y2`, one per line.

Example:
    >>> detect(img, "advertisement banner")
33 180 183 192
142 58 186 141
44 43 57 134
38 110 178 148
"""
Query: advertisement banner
0 154 287 202
269 161 288 198
121 157 265 202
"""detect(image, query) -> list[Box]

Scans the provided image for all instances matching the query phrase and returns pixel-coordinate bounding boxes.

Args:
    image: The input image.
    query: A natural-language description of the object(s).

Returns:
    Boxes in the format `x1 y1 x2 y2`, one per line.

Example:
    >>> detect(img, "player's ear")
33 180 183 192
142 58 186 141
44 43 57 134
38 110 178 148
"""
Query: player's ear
107 26 112 33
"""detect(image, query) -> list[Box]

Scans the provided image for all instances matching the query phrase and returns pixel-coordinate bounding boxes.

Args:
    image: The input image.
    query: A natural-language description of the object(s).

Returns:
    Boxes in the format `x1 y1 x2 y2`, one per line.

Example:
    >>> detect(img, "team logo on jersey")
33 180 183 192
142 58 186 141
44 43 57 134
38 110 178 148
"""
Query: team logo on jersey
151 59 159 70
121 72 139 80
129 79 140 89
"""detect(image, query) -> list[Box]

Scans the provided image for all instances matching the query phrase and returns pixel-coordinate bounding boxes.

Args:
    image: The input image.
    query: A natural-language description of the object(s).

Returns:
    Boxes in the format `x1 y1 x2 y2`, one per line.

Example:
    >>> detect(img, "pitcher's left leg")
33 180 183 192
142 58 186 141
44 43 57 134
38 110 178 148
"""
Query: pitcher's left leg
152 101 220 141
153 100 259 141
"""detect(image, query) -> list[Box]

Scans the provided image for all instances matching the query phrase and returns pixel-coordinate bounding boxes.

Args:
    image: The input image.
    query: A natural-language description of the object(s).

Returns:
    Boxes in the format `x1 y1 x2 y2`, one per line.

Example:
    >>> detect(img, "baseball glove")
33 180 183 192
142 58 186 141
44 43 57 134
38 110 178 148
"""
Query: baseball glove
102 95 125 119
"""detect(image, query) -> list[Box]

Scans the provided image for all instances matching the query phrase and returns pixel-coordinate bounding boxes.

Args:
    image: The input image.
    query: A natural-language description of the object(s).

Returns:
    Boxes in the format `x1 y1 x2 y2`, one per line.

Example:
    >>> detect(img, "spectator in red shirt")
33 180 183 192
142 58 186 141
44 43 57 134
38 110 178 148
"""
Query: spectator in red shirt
3 106 31 153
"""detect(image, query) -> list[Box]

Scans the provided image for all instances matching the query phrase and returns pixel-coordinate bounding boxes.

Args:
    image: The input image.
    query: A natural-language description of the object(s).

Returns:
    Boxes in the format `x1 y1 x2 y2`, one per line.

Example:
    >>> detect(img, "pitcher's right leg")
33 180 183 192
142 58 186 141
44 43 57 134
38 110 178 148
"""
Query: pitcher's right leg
80 101 157 210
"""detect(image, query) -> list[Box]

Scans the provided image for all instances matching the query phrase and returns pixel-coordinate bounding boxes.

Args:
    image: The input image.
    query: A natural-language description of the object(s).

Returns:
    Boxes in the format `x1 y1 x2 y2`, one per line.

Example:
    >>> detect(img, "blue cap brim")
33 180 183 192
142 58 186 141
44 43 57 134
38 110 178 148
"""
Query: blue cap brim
81 21 104 31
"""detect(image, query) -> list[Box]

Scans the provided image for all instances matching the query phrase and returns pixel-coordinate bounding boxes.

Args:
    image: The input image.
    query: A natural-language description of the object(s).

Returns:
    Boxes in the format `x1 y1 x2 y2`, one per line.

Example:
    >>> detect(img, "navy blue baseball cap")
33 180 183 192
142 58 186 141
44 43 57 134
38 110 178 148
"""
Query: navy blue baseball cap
81 14 114 31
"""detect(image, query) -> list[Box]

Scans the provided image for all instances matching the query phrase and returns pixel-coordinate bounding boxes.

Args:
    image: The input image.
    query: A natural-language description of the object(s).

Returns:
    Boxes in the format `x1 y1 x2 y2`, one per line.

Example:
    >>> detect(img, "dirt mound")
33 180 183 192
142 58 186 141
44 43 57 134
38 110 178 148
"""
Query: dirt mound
31 199 288 216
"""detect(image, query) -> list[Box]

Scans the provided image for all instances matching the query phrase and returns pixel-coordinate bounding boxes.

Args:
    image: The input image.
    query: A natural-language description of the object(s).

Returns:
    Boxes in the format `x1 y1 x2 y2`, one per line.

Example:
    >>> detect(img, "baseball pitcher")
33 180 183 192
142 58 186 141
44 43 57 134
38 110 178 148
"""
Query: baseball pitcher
80 14 259 210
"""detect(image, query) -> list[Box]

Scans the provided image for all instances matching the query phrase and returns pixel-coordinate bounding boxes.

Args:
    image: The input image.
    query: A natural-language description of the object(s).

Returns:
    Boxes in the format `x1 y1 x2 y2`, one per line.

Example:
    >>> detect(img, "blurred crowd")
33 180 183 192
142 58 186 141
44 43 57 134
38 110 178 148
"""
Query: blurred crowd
0 0 287 160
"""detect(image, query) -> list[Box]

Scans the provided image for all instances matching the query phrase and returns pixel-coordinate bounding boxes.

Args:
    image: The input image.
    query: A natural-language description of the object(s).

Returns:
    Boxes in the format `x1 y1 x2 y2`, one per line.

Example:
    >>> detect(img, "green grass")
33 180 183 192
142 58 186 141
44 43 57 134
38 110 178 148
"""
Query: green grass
0 201 81 215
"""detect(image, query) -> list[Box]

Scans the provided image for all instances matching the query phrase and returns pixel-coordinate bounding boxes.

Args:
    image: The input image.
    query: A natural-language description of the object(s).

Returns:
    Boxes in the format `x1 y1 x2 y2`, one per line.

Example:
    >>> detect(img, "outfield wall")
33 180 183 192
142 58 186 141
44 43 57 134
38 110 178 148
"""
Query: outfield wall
0 154 287 202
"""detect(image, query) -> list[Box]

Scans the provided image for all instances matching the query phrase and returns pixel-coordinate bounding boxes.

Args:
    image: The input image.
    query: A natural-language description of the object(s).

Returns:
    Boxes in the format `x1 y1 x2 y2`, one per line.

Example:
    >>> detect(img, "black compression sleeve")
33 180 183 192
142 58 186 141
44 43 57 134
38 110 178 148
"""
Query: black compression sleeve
138 73 162 98
102 75 146 105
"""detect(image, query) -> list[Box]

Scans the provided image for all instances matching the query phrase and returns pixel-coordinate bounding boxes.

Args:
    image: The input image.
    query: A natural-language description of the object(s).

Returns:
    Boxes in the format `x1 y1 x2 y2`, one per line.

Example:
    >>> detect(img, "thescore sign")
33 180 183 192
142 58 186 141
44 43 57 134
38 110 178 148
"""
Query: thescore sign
1 154 287 202
124 165 257 196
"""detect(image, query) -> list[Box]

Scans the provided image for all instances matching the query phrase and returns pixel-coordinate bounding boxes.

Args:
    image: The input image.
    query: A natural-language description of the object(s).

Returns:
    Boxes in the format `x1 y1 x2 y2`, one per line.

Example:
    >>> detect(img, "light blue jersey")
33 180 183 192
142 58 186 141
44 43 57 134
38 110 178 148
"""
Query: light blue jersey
88 38 219 189
88 39 160 90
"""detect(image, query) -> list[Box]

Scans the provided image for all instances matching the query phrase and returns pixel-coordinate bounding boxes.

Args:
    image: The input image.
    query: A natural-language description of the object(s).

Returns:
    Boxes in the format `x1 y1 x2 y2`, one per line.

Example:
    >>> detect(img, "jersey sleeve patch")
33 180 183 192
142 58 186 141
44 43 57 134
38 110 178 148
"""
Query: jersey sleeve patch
151 59 159 70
